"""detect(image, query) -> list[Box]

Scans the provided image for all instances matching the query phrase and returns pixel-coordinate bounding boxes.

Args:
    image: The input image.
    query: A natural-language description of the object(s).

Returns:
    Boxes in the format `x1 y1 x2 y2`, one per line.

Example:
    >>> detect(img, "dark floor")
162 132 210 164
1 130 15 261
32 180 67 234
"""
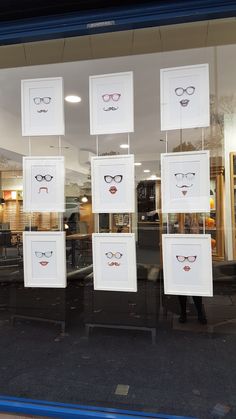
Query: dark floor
0 306 235 419
0 246 236 419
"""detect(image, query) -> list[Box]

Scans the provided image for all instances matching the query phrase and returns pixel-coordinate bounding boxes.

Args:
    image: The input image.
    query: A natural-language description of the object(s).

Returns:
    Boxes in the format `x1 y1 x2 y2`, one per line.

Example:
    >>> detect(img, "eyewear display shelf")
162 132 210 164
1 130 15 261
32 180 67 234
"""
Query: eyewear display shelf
230 153 236 258
208 162 225 261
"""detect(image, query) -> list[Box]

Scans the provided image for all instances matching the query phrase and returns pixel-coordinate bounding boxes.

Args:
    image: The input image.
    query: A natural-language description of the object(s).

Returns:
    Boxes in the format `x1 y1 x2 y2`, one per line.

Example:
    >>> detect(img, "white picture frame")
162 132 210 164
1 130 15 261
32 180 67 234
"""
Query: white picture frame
21 77 65 136
89 71 134 135
162 234 213 296
161 150 210 213
92 233 137 292
91 154 135 213
23 156 65 213
160 64 210 131
23 231 66 288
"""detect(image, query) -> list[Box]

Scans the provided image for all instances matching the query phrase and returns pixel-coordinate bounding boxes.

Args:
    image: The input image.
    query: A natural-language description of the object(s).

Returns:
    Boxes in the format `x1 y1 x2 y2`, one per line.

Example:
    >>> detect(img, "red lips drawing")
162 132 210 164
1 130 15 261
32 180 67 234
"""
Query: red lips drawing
183 265 191 272
39 261 49 267
109 186 117 194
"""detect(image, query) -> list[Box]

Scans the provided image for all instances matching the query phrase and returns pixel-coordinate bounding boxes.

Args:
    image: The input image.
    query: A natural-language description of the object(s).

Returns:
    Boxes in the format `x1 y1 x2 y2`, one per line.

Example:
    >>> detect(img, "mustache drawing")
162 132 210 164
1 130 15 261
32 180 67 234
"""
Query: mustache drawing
108 261 120 267
37 109 48 113
38 187 48 194
103 106 119 112
176 184 193 189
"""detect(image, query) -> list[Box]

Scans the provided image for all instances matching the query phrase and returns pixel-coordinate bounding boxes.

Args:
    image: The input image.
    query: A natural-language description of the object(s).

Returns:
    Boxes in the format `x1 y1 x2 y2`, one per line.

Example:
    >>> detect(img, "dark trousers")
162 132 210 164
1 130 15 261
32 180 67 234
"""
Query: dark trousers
178 295 204 318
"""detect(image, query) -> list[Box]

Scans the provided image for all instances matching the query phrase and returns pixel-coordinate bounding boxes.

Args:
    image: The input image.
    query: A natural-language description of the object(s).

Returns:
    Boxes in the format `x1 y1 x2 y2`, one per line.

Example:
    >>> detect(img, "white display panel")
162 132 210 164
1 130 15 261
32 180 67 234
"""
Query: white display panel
161 150 210 213
23 232 66 288
160 64 209 130
91 154 135 213
162 234 213 297
23 156 65 213
92 233 137 292
89 72 134 135
21 77 65 136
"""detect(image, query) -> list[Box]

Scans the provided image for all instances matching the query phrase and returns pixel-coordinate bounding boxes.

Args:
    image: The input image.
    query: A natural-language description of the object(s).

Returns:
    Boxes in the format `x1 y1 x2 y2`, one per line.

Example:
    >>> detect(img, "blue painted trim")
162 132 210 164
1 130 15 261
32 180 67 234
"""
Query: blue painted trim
0 396 199 419
0 0 235 45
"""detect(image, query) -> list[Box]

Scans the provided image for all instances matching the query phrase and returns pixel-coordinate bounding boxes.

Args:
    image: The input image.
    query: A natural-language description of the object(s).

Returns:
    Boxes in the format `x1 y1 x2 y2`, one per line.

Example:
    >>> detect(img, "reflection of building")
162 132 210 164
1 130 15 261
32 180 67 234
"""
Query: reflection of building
1 2 236 419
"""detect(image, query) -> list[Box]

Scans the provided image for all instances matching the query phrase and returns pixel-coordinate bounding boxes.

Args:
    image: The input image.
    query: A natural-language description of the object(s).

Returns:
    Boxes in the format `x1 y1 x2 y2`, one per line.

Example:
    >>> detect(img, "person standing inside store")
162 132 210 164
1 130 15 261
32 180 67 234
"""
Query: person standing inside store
178 214 207 325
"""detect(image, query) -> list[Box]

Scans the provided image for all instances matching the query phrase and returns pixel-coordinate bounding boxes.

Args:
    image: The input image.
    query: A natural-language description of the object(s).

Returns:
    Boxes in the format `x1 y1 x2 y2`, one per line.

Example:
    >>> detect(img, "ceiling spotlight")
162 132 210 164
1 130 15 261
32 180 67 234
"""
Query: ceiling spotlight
134 162 142 166
81 195 88 203
65 95 82 103
120 144 129 149
143 169 150 173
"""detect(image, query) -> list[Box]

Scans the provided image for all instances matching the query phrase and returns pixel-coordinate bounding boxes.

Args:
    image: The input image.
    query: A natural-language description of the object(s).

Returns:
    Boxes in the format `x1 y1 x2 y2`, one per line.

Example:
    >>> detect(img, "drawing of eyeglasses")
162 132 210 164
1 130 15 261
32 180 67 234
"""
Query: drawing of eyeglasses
105 252 123 259
35 251 53 258
174 87 195 96
33 97 52 105
174 172 195 188
102 93 121 102
176 255 197 262
35 175 54 182
104 175 123 183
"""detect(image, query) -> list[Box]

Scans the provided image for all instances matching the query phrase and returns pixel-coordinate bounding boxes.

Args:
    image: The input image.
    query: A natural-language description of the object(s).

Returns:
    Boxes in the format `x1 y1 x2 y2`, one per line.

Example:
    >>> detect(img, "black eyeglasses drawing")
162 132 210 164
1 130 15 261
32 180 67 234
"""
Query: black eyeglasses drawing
174 86 195 107
35 174 54 182
35 250 53 267
104 175 123 183
176 255 197 262
35 251 53 258
175 87 195 96
33 96 52 113
105 252 123 259
174 173 195 195
33 97 52 105
102 93 121 102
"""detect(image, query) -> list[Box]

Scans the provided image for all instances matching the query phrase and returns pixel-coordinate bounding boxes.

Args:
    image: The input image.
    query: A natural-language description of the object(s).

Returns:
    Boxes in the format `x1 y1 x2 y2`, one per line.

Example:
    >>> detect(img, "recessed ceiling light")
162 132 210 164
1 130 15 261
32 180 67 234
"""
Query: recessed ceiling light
134 162 142 166
120 144 129 149
65 95 81 103
143 169 150 173
148 175 160 180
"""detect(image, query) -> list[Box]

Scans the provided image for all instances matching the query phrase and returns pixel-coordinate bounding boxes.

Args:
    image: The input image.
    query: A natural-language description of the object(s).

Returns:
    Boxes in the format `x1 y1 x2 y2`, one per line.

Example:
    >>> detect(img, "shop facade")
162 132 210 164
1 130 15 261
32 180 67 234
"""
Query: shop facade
0 1 236 418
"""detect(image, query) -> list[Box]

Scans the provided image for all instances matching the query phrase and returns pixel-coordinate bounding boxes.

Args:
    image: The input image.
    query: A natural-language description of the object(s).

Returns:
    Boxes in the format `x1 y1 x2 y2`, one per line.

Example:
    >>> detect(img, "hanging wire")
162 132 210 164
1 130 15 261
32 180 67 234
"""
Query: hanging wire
28 136 32 231
201 127 205 150
28 136 32 156
95 135 99 233
201 128 206 235
58 136 63 231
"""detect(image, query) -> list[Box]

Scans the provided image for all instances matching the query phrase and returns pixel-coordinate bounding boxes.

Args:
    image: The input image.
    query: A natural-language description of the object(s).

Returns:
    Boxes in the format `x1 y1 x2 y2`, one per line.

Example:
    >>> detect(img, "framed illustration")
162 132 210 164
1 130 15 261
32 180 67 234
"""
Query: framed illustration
21 77 65 136
160 64 209 131
91 154 135 213
92 233 137 292
89 71 134 135
23 232 66 288
23 156 65 212
161 150 210 213
162 234 213 296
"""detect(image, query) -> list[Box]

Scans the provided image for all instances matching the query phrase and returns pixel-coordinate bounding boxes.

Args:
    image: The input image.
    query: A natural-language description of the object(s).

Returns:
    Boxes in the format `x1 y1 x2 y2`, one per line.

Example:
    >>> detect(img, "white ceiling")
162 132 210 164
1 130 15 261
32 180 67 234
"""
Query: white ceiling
0 18 235 182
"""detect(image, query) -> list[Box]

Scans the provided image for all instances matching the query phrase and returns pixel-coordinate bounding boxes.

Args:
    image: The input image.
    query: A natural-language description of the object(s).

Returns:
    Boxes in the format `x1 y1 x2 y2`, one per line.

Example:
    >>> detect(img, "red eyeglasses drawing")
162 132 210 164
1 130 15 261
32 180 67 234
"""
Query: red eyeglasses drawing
176 255 197 272
102 93 121 112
